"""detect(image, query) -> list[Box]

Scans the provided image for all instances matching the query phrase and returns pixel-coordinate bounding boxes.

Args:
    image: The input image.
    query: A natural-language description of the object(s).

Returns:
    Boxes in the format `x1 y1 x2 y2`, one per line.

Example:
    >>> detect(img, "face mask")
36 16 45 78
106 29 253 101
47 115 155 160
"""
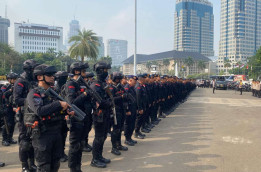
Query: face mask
98 71 108 81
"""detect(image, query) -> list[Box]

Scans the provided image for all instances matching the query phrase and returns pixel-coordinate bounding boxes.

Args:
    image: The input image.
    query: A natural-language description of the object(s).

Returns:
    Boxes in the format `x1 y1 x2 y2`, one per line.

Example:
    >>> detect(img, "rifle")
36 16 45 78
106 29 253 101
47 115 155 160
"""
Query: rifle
103 84 117 125
45 87 86 122
3 115 9 135
77 76 102 104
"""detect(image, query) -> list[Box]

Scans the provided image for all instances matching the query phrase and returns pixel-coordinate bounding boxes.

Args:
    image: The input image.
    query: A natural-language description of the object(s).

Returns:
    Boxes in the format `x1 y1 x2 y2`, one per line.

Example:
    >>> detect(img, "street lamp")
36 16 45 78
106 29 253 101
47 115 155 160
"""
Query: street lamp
134 0 137 75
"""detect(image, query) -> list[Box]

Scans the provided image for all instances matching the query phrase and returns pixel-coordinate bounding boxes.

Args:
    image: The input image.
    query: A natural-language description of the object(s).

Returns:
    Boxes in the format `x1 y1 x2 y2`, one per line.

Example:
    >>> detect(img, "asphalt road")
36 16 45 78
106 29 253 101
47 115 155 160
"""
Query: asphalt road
1 88 261 172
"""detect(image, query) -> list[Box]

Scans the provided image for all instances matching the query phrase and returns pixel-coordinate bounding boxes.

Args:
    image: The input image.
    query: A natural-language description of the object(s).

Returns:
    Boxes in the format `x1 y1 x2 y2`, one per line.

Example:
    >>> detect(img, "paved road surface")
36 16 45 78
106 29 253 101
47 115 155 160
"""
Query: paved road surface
1 88 261 172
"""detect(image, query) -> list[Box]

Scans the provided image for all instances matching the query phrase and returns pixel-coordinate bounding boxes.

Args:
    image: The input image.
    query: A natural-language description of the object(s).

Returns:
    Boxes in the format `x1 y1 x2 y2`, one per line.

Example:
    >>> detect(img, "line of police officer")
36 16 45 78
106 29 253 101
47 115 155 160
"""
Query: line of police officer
0 59 196 172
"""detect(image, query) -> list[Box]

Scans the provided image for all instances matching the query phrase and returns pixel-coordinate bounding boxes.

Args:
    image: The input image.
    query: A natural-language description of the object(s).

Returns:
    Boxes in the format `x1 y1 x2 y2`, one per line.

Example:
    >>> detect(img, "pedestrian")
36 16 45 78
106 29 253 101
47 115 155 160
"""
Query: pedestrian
25 64 73 172
239 80 243 95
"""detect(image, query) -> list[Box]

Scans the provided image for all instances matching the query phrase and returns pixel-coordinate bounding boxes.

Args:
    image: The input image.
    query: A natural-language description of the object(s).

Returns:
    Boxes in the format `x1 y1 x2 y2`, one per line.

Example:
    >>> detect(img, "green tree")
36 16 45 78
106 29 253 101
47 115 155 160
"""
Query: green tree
184 56 194 76
69 29 99 62
224 59 231 74
197 60 206 72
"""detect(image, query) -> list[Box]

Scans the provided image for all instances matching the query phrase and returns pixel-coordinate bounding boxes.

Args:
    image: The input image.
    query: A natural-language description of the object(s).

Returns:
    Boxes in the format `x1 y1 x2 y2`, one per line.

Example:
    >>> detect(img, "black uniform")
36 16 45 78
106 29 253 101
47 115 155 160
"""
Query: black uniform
64 78 89 170
25 86 64 172
124 83 137 144
1 84 16 145
13 72 36 171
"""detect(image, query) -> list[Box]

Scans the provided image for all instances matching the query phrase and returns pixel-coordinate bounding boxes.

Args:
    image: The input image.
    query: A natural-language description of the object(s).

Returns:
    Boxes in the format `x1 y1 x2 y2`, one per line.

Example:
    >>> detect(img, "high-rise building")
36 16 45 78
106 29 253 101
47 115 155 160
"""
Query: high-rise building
107 39 128 66
218 0 261 72
14 22 64 54
97 36 104 58
0 16 10 44
67 19 80 47
174 0 214 57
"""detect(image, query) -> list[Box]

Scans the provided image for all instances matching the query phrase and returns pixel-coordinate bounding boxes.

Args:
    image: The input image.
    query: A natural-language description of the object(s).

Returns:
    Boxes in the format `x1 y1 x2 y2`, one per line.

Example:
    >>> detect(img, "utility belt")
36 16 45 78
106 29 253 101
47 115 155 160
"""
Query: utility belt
25 113 63 139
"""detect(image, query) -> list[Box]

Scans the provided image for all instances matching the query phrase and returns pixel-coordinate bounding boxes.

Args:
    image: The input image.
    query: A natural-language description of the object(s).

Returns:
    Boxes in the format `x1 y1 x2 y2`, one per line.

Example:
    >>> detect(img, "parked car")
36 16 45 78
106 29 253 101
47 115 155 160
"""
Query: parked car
215 76 227 90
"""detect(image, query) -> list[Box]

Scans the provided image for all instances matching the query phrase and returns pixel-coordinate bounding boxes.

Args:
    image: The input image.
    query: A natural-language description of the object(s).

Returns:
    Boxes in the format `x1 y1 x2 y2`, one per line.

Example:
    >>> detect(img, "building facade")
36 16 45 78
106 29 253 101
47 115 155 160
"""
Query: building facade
107 39 128 66
122 50 212 77
14 23 63 54
174 0 214 57
67 19 80 47
0 16 10 44
97 36 105 58
218 0 261 72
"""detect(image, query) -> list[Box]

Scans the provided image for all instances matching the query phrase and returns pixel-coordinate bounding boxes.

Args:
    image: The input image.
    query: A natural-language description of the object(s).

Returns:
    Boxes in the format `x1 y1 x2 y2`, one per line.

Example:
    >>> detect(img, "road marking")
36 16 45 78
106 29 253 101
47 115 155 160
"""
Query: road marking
222 136 253 144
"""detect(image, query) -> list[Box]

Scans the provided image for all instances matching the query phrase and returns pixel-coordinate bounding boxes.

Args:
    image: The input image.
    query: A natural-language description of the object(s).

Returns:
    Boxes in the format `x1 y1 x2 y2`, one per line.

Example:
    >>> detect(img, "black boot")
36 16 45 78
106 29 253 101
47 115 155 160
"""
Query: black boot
134 132 145 139
28 159 37 172
91 159 106 168
130 138 138 144
125 139 135 146
2 140 10 146
0 162 4 167
21 162 30 172
70 164 82 172
9 138 17 144
117 145 128 151
99 156 111 164
60 153 68 162
111 148 121 155
83 141 92 152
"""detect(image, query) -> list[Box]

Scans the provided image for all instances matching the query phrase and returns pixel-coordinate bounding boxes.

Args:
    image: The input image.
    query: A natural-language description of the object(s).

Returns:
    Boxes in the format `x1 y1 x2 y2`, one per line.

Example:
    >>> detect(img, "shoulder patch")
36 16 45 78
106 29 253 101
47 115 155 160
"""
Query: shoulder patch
95 84 101 87
18 83 24 87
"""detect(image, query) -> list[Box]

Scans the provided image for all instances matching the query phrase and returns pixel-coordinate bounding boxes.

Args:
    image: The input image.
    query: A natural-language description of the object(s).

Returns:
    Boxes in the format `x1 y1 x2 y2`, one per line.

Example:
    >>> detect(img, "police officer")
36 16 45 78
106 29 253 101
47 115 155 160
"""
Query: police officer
1 73 18 146
13 59 38 172
124 75 138 146
109 72 128 156
54 71 69 162
25 64 73 172
81 72 94 153
134 74 147 139
90 61 112 168
64 62 90 172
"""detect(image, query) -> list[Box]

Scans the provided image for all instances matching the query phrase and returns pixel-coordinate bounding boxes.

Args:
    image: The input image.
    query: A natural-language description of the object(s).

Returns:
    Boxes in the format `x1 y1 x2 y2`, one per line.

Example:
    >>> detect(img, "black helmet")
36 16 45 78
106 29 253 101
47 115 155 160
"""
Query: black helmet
70 62 89 74
85 72 94 78
93 61 111 72
6 73 19 80
112 72 123 82
54 71 68 78
34 64 57 77
23 59 39 70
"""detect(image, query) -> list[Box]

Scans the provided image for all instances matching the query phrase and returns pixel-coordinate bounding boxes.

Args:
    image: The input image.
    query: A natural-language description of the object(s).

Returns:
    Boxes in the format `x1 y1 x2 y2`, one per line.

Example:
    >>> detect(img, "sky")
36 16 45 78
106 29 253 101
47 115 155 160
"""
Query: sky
0 0 220 57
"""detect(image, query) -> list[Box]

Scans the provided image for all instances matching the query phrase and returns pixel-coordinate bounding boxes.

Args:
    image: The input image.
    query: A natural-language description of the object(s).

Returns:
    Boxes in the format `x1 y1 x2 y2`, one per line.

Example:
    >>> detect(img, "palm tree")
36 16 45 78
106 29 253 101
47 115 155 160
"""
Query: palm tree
197 60 206 73
146 61 152 72
224 59 231 74
69 28 99 62
184 56 194 76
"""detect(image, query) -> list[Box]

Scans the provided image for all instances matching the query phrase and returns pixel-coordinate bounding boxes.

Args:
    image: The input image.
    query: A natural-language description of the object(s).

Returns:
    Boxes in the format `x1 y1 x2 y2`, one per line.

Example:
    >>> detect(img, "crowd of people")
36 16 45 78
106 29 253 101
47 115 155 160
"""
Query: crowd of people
0 59 196 172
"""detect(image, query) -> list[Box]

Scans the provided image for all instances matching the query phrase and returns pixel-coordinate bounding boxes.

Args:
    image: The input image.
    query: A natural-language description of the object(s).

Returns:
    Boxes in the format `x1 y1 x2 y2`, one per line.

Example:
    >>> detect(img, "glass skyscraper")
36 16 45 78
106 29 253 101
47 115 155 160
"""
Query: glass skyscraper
174 0 214 57
218 0 261 72
67 19 80 47
0 16 10 44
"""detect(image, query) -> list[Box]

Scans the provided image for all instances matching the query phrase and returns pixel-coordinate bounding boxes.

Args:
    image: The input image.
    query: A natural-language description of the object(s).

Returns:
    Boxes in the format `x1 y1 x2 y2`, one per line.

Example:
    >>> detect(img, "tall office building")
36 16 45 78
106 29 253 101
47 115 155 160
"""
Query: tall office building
218 0 261 72
174 0 214 57
107 39 128 66
97 36 105 58
14 22 64 53
67 19 80 47
0 16 10 44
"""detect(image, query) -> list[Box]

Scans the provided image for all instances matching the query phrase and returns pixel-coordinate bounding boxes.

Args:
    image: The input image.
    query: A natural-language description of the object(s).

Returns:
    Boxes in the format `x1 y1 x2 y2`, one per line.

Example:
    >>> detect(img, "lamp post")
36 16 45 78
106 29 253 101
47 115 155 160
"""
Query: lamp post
134 0 137 75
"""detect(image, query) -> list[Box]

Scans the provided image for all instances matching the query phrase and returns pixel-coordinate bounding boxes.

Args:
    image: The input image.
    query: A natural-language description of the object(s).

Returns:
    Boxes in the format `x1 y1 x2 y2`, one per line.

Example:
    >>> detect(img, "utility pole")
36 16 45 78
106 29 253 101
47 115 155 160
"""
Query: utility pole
134 0 137 75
